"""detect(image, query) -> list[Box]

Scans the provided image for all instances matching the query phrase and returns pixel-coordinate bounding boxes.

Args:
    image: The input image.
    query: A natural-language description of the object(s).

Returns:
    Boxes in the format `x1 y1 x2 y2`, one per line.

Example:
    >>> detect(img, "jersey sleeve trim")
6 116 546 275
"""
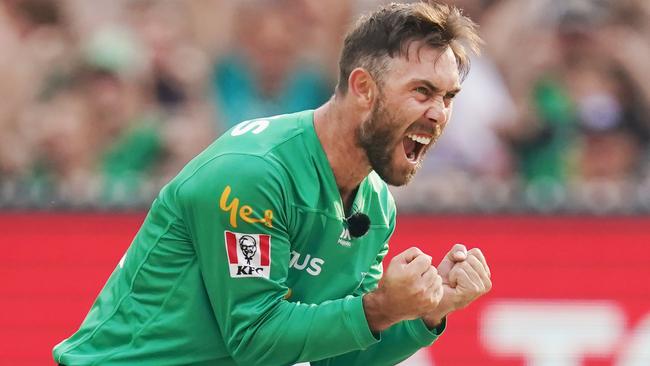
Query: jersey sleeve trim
405 317 447 347
346 295 381 347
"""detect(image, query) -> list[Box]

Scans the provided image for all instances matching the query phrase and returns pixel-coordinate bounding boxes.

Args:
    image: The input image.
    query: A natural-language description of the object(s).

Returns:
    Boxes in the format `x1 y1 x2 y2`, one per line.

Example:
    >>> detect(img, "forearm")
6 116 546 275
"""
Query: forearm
224 295 379 365
362 290 397 332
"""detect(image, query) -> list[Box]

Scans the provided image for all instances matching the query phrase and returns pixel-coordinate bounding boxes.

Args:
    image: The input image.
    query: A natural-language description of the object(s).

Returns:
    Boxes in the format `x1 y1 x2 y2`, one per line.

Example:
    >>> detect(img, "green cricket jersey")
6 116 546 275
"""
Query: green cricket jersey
53 110 445 366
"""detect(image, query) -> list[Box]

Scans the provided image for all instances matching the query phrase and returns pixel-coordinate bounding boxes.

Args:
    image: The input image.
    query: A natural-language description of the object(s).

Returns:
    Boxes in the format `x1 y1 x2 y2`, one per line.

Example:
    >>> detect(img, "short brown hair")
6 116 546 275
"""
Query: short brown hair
337 2 481 94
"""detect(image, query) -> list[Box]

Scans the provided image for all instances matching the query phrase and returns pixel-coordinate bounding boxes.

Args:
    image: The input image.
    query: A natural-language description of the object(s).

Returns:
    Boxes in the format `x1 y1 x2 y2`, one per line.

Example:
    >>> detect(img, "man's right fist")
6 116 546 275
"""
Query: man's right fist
363 247 443 332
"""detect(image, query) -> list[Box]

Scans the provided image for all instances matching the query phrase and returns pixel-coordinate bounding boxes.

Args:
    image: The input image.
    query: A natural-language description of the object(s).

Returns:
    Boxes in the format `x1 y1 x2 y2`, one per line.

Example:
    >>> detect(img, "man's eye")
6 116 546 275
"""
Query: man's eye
445 93 457 100
415 87 430 96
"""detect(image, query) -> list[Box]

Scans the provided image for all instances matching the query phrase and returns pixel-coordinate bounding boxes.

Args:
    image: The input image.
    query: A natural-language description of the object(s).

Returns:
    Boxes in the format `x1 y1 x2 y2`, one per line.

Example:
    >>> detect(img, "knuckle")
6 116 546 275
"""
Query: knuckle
468 248 481 255
414 284 427 296
454 243 468 252
426 278 437 290
485 279 493 292
433 282 442 294
467 256 480 266
419 276 431 288
475 264 487 275
427 288 438 300
423 285 434 295
408 270 420 281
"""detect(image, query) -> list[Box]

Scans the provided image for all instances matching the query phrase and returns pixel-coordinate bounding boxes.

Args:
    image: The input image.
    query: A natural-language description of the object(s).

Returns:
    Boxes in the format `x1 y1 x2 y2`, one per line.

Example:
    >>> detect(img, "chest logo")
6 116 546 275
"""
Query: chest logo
219 185 273 228
338 228 352 247
224 231 271 278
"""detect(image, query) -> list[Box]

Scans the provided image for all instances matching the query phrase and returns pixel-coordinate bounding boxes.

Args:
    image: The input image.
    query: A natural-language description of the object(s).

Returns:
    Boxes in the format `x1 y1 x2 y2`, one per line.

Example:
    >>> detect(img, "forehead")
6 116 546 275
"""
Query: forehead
385 42 460 90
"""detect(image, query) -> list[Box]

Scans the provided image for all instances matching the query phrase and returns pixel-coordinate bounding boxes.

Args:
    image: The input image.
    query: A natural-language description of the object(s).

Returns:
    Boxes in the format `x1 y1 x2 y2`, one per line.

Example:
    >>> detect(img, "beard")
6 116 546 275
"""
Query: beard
356 97 421 186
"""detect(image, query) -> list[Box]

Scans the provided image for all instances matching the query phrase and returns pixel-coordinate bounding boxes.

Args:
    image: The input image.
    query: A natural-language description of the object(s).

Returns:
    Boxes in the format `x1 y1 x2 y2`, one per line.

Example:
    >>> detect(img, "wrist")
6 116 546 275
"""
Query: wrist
422 312 447 329
362 291 396 333
422 299 454 329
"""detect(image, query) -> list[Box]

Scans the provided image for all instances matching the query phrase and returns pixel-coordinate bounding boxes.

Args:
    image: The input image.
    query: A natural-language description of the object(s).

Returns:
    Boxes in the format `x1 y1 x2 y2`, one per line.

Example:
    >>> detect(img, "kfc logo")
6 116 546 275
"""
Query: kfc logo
238 235 257 264
224 231 271 278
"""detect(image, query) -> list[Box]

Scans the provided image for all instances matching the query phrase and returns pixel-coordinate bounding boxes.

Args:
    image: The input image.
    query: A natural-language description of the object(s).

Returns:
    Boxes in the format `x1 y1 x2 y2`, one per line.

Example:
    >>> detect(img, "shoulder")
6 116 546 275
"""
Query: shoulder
216 111 313 157
161 111 316 217
169 153 291 231
173 111 315 191
175 153 287 200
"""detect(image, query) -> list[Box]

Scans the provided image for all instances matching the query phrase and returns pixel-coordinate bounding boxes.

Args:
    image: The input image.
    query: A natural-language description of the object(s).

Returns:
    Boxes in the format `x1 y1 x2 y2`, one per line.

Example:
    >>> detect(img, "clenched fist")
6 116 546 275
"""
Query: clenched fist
363 247 443 332
423 244 492 328
448 248 492 307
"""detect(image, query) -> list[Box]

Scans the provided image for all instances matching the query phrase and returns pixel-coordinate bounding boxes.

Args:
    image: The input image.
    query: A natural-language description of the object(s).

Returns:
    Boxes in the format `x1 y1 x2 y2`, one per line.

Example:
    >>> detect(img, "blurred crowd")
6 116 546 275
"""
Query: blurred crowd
1 0 649 212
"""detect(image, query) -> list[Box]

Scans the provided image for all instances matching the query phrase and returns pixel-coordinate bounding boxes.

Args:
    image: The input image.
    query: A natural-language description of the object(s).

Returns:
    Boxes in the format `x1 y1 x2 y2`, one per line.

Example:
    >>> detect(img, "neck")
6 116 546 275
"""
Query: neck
313 96 372 207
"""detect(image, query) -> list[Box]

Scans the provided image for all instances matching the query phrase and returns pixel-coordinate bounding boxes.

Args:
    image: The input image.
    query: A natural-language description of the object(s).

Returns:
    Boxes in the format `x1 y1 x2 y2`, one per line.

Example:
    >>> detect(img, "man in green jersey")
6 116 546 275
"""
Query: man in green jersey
54 2 492 365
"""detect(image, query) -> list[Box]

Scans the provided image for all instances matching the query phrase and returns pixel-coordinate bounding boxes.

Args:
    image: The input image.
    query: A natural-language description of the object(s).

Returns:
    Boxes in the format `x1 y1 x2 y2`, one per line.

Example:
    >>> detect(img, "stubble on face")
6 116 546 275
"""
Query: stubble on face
353 45 460 187
356 95 421 186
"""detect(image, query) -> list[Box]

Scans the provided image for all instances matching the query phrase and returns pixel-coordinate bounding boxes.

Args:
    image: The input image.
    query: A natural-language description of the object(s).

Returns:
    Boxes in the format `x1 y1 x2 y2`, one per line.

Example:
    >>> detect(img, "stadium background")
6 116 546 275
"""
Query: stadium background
1 0 649 365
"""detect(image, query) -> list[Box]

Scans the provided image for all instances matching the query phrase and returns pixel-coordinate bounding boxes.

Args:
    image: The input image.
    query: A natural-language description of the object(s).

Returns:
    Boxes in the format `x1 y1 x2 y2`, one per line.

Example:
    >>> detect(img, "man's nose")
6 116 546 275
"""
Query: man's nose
424 98 447 127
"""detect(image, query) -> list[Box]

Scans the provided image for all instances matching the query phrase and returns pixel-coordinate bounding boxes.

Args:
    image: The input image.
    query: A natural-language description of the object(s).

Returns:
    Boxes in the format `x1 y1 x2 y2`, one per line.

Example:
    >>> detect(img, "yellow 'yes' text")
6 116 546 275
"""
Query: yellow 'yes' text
219 185 273 228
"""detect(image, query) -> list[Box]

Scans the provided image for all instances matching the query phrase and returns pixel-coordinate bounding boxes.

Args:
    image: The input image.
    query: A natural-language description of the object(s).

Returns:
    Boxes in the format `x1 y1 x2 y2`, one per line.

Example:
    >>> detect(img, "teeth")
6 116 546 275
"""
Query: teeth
407 134 432 145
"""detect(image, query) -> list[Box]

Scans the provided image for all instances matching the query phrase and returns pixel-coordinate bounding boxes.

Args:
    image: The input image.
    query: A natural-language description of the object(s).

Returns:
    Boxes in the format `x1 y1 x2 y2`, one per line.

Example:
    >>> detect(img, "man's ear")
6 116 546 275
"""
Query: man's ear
347 68 378 108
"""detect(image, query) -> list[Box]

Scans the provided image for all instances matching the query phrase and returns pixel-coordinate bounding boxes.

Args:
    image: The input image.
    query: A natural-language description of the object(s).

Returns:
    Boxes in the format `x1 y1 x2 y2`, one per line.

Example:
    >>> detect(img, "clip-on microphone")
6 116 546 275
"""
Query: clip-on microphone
346 212 371 238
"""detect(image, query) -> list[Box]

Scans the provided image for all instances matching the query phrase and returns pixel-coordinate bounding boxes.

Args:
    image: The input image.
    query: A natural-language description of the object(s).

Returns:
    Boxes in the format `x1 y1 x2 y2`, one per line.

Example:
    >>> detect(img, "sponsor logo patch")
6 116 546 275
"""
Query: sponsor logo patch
289 250 324 276
224 231 271 278
219 186 273 228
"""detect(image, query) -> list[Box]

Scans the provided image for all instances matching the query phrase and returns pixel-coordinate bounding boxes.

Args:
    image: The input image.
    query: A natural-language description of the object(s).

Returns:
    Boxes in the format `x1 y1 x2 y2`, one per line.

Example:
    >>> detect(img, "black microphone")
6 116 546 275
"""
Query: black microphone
346 212 371 238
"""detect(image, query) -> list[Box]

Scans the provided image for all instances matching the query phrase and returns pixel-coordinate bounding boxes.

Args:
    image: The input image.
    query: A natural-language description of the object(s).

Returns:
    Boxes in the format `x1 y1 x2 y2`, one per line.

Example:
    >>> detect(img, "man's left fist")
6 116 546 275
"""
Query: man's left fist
448 248 491 309
422 245 491 328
